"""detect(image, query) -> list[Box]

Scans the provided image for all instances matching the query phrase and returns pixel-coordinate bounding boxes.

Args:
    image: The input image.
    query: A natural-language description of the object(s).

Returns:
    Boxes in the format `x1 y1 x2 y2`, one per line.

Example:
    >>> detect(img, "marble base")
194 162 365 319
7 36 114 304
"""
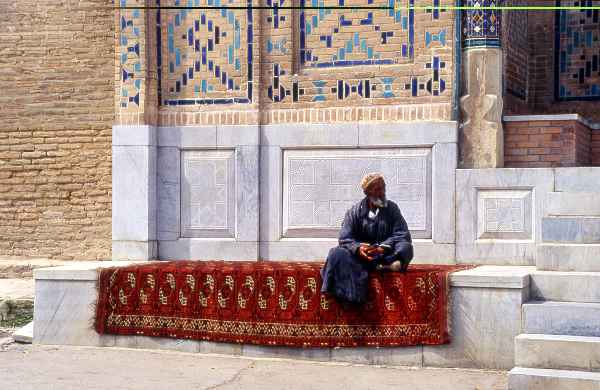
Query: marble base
508 367 600 390
515 333 600 372
33 263 530 370
522 301 600 337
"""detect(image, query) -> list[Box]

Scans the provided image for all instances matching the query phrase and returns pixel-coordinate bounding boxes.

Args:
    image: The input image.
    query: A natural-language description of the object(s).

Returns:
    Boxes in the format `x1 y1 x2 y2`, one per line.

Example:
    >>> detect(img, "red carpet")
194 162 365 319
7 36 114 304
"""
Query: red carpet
95 261 471 347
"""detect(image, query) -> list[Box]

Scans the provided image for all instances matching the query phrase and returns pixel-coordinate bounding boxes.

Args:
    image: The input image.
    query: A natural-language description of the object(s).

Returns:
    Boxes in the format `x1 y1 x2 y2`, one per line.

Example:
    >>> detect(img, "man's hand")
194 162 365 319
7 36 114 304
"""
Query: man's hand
366 246 386 256
358 243 374 262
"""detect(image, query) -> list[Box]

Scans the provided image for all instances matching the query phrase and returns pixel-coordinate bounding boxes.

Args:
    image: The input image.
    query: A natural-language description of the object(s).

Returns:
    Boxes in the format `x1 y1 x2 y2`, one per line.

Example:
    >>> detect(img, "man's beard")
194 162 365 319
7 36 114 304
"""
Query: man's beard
368 195 388 208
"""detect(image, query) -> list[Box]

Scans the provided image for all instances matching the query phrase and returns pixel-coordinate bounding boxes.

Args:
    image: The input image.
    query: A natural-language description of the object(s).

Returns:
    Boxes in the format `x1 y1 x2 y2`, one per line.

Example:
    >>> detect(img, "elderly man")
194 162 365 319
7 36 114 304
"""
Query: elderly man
320 172 414 304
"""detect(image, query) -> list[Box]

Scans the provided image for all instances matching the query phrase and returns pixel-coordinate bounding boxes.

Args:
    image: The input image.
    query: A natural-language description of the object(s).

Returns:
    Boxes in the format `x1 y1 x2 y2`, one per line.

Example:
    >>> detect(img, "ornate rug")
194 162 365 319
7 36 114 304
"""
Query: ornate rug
95 261 472 347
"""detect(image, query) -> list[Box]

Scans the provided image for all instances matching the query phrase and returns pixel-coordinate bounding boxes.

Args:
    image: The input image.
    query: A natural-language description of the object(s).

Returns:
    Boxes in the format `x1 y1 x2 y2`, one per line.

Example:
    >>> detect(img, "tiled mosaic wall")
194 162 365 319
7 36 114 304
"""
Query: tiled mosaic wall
556 0 600 100
503 1 600 121
118 0 456 125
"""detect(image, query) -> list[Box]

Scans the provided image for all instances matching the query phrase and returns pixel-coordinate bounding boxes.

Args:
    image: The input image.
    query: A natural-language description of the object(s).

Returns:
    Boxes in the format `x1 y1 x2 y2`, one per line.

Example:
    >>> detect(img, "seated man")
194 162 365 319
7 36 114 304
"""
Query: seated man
320 172 414 304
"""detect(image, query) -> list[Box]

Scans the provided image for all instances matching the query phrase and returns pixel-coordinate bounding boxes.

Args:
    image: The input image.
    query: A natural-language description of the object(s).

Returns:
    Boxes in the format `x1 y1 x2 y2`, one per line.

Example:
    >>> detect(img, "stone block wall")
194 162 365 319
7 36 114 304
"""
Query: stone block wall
0 0 114 260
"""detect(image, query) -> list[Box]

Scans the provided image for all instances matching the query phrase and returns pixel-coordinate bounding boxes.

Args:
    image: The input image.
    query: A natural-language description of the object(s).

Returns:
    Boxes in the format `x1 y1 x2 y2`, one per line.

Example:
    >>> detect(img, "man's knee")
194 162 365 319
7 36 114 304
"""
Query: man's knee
327 246 351 262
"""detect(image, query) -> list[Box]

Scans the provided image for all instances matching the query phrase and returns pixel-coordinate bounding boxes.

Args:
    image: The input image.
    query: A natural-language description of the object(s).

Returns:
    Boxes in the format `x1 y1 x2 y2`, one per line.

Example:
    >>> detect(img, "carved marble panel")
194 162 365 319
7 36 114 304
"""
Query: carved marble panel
180 150 236 238
282 148 432 239
477 189 533 240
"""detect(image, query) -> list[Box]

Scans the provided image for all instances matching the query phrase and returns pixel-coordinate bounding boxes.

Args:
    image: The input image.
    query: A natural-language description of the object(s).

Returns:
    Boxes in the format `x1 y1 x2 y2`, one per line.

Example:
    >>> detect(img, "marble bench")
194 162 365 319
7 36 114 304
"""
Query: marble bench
33 262 534 369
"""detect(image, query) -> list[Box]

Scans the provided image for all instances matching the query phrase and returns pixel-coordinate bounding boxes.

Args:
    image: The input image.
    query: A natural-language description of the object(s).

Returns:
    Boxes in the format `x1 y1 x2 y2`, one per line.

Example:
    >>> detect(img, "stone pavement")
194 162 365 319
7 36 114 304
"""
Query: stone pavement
0 344 507 390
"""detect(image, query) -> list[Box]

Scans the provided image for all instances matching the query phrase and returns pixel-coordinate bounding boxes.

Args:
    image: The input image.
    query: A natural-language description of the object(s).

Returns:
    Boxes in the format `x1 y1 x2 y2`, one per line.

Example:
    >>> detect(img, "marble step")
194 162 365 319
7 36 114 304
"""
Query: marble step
530 271 600 303
537 243 600 272
515 334 600 372
546 192 600 217
541 217 600 244
555 167 600 193
523 301 600 337
508 367 600 390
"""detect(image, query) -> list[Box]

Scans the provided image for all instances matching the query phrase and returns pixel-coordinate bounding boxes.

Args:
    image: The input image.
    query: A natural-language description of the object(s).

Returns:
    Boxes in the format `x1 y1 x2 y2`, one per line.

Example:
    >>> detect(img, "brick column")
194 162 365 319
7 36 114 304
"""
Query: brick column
459 0 504 168
112 0 158 260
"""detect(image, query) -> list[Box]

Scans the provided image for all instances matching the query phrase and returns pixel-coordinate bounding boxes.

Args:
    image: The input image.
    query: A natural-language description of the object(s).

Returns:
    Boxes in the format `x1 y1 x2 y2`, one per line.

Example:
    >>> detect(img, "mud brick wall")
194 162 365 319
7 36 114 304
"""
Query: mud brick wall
504 119 594 167
0 0 114 260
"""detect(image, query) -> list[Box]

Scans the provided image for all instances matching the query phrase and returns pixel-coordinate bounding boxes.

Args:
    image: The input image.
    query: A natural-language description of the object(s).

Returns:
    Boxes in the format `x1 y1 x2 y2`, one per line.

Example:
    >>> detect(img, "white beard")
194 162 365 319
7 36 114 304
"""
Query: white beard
369 196 388 208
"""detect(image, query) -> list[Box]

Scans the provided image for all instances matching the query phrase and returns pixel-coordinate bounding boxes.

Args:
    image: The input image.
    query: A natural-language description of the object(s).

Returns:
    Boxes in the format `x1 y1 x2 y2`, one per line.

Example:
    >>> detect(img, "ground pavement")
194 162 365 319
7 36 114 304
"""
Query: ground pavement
0 343 507 390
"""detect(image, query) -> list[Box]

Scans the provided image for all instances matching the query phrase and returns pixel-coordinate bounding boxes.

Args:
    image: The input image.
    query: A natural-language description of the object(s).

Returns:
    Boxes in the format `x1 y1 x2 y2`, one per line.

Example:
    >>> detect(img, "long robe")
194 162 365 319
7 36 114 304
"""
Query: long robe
320 197 414 304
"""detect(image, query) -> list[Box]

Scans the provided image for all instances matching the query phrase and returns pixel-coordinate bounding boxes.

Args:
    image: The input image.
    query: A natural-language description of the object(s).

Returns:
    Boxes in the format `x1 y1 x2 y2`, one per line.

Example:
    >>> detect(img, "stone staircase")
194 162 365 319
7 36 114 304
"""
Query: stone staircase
509 185 600 389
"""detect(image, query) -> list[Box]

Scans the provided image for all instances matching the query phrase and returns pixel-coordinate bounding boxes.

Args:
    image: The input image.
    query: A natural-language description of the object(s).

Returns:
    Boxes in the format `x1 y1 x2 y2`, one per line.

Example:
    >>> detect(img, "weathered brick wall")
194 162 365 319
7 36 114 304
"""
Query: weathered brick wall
0 1 114 260
504 119 595 167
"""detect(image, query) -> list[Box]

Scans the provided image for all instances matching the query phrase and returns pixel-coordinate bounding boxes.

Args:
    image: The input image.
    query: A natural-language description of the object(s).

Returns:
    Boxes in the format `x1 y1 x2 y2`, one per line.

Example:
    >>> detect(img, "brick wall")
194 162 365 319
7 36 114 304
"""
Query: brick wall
502 0 529 112
504 118 595 167
592 130 600 166
0 0 114 260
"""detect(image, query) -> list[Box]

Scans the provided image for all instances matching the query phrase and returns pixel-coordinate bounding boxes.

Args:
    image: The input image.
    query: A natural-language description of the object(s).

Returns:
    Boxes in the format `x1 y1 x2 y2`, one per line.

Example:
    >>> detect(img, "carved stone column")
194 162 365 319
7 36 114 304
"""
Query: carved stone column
459 0 504 168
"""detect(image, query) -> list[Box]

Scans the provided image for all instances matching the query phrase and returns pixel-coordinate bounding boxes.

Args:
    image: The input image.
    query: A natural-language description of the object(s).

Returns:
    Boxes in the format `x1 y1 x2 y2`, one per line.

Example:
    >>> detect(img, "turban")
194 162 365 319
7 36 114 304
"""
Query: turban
360 172 385 191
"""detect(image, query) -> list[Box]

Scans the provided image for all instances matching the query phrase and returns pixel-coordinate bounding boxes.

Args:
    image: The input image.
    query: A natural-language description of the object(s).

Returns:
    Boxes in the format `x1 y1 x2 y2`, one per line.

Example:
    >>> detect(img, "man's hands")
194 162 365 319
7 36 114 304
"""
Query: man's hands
358 243 386 262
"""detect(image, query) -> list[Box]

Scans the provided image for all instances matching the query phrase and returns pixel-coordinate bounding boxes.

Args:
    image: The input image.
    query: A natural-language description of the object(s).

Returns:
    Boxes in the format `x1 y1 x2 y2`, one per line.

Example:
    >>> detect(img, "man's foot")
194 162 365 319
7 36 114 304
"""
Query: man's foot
376 260 403 272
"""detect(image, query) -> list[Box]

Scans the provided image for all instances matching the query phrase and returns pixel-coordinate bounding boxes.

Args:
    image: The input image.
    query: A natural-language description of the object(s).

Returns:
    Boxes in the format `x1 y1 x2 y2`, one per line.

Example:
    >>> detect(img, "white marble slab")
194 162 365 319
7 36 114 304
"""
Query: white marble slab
449 265 534 289
523 301 600 337
530 271 600 303
456 168 554 265
555 167 600 192
515 333 600 372
423 285 528 369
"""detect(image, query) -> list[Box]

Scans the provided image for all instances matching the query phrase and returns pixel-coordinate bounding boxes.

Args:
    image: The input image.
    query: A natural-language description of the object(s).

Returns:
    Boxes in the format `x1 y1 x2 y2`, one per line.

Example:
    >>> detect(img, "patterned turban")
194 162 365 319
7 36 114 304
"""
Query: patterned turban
360 172 385 191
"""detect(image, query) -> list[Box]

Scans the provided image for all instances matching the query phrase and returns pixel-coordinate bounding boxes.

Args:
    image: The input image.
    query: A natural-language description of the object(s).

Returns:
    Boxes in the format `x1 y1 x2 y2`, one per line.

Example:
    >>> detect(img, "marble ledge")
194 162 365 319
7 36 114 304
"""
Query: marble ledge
449 265 535 289
34 261 153 281
35 262 535 290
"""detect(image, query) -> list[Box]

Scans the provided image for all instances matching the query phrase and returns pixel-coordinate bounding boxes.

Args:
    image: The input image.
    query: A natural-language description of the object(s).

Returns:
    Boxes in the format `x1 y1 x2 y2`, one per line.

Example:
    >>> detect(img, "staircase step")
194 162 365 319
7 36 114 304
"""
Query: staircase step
541 217 600 244
531 271 600 303
508 367 600 390
515 334 600 372
537 244 600 272
523 301 600 337
555 167 600 193
547 192 600 217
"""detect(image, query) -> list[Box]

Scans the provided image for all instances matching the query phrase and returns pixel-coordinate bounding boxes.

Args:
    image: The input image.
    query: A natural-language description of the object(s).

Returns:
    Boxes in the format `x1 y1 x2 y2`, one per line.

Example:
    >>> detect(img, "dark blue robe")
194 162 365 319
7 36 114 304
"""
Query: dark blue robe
320 197 414 304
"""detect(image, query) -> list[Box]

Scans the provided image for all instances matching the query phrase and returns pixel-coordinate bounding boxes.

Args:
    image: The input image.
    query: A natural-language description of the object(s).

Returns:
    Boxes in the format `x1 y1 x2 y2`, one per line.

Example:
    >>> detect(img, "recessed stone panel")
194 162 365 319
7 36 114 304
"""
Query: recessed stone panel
476 190 533 240
180 150 236 238
282 148 432 239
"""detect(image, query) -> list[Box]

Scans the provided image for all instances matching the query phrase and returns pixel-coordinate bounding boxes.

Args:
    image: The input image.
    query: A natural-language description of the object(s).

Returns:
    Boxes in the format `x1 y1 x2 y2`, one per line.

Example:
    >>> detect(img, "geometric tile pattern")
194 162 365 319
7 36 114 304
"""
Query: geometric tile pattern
180 150 236 238
476 189 533 240
283 149 431 238
462 0 502 48
556 0 600 100
119 0 143 108
160 0 253 105
300 0 415 68
143 0 454 106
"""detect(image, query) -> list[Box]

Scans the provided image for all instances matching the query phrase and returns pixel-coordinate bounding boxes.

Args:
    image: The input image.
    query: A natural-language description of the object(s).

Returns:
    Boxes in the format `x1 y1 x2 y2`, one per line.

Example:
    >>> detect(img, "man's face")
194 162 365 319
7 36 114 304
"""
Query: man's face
366 178 386 207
